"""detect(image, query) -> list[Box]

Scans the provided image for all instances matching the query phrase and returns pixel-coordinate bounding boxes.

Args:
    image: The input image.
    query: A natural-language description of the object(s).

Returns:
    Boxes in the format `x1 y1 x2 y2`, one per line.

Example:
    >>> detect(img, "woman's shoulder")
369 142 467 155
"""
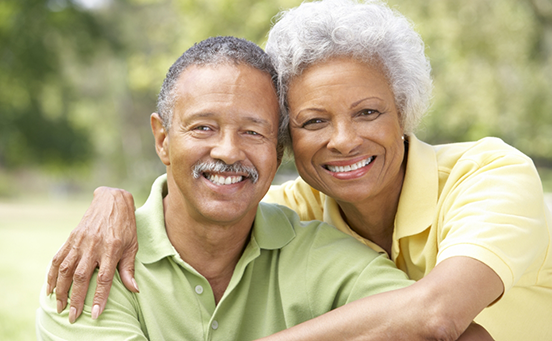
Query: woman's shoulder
431 137 534 170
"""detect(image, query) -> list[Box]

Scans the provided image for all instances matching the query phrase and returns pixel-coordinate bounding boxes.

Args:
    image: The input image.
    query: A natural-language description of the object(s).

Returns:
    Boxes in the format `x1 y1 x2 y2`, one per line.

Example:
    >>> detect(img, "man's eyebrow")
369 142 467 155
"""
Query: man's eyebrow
244 116 272 126
187 112 272 126
188 112 215 119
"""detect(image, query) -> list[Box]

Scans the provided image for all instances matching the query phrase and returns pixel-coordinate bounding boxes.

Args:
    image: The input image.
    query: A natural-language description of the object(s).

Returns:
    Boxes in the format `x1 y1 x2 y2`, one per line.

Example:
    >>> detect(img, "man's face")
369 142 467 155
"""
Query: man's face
153 63 280 226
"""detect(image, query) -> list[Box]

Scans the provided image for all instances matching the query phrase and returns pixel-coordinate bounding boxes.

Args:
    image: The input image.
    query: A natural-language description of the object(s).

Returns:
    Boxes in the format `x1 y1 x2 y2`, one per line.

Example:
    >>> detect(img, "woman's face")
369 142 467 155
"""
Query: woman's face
287 57 406 205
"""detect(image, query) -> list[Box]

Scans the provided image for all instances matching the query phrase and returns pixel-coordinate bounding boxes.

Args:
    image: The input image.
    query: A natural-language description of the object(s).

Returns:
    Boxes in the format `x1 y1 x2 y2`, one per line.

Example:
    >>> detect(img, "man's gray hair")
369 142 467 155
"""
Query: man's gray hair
266 0 433 146
157 36 278 129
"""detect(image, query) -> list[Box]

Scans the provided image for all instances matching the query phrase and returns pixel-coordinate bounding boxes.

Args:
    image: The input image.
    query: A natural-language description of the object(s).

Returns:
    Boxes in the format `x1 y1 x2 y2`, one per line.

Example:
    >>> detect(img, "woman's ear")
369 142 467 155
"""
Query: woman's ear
151 113 170 165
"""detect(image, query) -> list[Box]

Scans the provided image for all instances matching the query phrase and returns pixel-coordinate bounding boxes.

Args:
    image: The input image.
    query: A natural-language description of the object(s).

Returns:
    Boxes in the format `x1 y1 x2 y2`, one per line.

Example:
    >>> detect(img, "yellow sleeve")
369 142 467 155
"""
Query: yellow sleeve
436 139 550 293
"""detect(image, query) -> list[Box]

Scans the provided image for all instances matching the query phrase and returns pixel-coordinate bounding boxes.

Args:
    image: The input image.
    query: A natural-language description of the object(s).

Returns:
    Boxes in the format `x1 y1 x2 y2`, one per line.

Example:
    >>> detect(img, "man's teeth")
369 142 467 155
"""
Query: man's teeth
327 157 374 173
207 174 244 185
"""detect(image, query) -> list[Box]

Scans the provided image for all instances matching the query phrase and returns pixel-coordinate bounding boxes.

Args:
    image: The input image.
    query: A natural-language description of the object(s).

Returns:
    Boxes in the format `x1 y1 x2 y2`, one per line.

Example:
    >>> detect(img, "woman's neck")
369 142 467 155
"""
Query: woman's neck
337 154 407 256
337 199 397 256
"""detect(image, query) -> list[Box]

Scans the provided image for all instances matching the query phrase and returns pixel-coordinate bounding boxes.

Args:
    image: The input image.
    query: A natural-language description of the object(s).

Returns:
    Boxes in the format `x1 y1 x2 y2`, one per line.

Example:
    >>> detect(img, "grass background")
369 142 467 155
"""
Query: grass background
1 193 551 340
0 198 90 341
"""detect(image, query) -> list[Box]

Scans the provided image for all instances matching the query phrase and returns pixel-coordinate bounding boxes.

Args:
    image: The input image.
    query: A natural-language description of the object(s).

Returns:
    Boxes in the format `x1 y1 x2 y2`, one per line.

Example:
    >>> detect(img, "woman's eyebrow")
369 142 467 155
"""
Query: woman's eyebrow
350 96 383 109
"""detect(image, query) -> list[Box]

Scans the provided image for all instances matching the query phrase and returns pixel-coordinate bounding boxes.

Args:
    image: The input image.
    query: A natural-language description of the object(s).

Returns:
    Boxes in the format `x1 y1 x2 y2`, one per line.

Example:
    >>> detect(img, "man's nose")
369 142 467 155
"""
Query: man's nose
210 132 246 165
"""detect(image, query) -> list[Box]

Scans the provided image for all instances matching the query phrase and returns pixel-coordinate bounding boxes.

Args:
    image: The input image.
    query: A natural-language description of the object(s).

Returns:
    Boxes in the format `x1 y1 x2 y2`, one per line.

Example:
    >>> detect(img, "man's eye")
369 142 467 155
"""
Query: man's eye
245 130 259 135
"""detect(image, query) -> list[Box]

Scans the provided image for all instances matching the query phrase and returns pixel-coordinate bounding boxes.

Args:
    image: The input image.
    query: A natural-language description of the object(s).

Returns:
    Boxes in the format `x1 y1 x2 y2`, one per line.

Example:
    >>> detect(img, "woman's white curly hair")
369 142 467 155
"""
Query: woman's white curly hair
266 0 433 147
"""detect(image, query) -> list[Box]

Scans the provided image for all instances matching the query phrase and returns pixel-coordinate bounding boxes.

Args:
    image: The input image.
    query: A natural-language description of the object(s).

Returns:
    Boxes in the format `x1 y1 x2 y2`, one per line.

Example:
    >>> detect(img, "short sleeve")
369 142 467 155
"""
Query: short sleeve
36 269 146 340
436 140 549 292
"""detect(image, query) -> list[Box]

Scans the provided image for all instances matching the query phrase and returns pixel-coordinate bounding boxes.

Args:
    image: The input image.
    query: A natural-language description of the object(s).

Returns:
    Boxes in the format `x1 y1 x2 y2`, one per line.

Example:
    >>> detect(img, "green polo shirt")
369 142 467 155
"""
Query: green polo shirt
37 174 413 340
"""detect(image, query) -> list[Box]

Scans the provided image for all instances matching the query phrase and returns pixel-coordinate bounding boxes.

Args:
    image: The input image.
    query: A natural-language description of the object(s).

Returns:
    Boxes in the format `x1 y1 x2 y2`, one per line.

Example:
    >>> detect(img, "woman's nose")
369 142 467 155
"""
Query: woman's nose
326 122 363 155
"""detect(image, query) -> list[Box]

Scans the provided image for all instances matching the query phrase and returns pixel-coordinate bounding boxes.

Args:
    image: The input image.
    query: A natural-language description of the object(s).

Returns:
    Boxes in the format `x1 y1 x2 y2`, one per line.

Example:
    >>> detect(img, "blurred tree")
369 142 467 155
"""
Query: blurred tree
389 0 552 164
0 0 124 169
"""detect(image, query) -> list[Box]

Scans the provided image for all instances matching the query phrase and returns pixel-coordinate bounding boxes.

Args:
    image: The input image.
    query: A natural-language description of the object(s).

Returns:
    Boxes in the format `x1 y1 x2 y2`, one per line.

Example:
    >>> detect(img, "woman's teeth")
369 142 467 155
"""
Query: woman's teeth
327 157 374 173
206 174 244 185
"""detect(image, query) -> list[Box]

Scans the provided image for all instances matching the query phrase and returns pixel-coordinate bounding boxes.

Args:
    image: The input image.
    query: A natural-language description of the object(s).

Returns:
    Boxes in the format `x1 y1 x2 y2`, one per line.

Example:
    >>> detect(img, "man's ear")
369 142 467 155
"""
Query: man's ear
151 113 170 165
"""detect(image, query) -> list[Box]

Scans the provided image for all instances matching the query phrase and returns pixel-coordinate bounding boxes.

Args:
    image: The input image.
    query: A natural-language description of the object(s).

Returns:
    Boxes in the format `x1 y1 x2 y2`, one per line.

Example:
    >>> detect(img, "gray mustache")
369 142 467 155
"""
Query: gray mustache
192 160 259 184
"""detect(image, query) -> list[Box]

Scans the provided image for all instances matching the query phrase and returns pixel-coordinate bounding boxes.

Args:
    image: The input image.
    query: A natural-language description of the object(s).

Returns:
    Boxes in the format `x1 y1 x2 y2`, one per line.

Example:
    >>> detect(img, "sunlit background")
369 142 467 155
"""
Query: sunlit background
1 0 551 339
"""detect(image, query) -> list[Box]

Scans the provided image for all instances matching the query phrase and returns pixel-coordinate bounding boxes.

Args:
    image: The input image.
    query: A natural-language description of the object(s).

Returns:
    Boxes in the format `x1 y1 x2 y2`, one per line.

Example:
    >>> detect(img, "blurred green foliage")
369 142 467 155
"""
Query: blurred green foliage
397 0 552 166
1 0 551 197
0 0 106 167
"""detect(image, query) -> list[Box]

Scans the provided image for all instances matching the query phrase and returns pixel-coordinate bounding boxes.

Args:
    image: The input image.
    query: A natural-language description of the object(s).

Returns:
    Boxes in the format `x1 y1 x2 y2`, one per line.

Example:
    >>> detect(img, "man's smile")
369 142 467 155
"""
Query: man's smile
204 173 247 185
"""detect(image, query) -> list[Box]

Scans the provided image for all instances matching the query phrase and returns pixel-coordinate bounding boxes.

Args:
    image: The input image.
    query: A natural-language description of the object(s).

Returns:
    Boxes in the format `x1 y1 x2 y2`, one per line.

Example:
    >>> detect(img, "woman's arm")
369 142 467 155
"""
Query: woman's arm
258 256 502 341
47 186 139 323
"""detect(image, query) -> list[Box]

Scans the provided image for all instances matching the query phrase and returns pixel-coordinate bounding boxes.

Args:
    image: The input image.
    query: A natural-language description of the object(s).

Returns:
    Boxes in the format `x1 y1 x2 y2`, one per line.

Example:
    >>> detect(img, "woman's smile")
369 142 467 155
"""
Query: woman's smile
324 156 375 173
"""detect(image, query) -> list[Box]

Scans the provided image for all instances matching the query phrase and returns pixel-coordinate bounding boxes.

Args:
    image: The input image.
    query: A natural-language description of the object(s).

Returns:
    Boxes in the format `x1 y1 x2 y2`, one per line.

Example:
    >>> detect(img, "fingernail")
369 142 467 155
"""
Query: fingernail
69 306 77 324
91 304 101 320
57 300 63 314
132 278 140 293
46 284 52 295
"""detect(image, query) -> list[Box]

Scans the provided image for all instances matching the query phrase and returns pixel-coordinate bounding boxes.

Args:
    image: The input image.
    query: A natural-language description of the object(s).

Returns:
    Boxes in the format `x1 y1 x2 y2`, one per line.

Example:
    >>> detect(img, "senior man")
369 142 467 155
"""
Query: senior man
36 36 413 340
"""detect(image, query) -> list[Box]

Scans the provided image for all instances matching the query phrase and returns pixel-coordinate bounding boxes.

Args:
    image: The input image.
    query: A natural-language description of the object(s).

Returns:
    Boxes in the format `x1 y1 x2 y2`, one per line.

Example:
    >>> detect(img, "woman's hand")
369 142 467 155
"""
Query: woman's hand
46 187 139 323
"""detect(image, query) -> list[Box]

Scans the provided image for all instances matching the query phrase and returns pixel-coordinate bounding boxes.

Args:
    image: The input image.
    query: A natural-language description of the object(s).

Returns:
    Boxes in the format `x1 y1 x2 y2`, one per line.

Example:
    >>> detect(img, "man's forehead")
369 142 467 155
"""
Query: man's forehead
174 64 276 102
172 63 279 126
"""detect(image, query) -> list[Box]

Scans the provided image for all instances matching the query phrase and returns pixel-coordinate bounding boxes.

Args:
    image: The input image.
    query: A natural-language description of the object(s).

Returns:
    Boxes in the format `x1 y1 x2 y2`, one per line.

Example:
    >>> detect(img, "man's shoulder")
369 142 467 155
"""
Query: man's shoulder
256 202 381 259
256 203 412 312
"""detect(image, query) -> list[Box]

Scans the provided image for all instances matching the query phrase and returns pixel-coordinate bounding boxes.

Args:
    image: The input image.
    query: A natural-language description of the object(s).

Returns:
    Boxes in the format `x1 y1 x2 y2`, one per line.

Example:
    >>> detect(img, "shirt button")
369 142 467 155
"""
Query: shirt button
195 285 203 294
211 320 219 330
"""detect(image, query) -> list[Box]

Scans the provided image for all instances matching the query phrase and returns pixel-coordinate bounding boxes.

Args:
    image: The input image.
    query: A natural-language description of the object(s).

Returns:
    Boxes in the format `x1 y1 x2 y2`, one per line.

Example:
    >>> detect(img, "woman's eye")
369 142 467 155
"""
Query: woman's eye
359 109 381 120
194 126 211 131
302 118 325 128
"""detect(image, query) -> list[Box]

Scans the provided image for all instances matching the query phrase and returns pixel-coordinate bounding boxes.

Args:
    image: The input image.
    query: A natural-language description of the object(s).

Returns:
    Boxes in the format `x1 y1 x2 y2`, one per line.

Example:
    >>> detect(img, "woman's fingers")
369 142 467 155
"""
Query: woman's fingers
47 186 140 323
89 254 119 320
65 255 100 323
47 242 71 295
118 243 139 294
54 249 80 313
65 244 129 323
116 188 139 294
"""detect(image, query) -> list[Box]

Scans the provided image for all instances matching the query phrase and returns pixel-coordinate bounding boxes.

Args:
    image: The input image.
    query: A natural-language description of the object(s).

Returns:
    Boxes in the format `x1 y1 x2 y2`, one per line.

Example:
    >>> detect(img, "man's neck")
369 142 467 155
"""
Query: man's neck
162 194 255 304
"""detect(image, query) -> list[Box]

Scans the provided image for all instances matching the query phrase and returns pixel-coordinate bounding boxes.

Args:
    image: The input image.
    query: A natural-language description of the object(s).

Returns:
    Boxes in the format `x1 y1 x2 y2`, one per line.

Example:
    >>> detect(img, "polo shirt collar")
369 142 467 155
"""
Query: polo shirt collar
393 134 438 241
136 174 296 264
136 174 178 264
251 202 296 250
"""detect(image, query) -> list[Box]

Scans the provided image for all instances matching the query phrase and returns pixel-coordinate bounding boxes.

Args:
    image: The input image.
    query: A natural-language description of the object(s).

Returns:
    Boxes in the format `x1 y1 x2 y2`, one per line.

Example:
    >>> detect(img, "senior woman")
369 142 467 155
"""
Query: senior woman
47 0 551 340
